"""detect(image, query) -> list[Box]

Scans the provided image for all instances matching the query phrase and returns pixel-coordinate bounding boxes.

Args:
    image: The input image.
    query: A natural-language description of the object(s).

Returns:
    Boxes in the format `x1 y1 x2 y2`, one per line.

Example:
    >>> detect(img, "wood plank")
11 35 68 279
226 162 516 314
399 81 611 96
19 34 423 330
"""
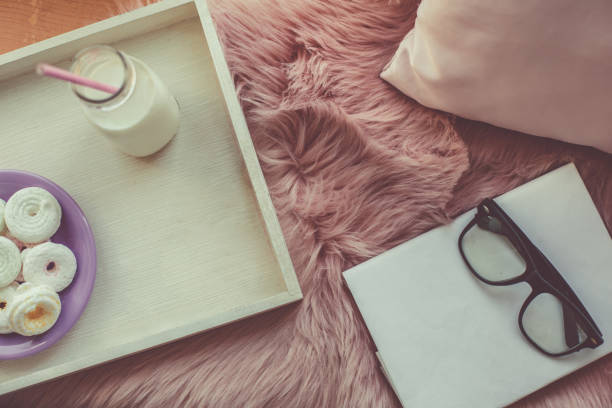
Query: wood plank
0 0 194 81
195 0 301 298
0 0 160 54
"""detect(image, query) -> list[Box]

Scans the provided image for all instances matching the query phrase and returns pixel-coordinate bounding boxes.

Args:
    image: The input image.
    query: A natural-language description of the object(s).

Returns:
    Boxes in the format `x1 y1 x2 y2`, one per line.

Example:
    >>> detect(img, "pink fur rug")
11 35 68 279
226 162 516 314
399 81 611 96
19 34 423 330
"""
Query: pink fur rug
3 0 612 406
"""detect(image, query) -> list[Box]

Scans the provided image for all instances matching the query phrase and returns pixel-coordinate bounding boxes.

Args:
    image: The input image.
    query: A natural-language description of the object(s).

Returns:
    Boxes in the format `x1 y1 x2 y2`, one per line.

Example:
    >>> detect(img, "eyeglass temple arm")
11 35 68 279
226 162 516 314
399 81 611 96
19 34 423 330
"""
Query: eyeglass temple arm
484 215 590 346
500 222 599 346
522 235 602 337
562 304 580 348
512 232 585 346
479 199 603 340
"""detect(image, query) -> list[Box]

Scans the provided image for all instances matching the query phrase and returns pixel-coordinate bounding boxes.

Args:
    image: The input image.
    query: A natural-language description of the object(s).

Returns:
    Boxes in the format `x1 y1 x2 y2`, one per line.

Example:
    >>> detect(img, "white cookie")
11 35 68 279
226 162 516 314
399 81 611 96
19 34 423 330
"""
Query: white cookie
5 187 62 244
23 242 77 292
0 282 18 334
8 283 61 336
0 236 22 288
3 230 47 252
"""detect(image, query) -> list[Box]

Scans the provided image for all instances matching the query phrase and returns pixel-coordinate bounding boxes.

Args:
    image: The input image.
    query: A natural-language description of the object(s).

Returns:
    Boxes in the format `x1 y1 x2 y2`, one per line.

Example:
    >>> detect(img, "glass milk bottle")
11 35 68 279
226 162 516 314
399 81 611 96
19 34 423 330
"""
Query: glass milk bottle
70 45 179 157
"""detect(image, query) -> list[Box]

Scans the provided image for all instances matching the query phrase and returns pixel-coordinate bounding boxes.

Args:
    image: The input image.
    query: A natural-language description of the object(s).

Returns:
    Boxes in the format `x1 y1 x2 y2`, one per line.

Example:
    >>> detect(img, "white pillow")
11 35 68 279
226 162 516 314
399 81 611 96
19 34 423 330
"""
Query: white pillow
381 0 612 154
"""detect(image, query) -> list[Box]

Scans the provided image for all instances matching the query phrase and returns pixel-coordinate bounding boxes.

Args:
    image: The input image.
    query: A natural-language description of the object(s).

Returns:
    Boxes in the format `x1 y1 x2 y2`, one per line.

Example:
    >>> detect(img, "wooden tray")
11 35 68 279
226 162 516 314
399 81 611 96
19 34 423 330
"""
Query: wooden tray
0 0 301 395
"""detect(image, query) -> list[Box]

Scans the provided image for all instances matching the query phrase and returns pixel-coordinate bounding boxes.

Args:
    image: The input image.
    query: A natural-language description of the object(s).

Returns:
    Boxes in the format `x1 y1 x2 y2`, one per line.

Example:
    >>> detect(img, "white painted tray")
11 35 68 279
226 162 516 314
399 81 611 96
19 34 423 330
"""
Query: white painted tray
0 0 301 395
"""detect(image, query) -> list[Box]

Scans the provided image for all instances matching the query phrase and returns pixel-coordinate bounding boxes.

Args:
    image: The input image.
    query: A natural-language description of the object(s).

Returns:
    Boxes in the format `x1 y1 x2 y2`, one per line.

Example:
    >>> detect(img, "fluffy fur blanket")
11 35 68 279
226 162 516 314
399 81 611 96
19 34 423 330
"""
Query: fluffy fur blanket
3 0 611 406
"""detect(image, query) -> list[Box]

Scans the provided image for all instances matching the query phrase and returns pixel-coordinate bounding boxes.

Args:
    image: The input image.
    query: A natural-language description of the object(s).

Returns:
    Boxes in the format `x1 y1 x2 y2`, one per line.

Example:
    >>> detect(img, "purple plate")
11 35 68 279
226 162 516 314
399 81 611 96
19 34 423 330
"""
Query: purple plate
0 170 96 360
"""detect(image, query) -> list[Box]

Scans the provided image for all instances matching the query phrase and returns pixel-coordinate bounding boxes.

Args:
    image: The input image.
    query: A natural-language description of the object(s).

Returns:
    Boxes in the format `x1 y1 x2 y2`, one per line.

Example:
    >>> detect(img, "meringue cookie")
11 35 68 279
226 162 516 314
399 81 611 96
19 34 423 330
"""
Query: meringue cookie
0 236 22 288
0 282 18 334
3 230 46 252
23 242 77 292
8 283 61 336
15 281 34 295
0 199 6 232
5 187 62 244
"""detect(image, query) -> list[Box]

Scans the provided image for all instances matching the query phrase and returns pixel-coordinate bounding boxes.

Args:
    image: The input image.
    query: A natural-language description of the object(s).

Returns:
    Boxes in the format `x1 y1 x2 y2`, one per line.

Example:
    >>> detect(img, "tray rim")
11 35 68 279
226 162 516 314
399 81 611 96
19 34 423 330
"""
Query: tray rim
194 0 301 299
0 0 302 395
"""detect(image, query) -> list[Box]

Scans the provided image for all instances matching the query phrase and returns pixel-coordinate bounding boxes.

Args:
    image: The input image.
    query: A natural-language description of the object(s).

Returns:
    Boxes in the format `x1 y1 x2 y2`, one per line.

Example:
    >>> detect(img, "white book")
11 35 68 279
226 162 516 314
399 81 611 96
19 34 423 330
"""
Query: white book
343 163 612 408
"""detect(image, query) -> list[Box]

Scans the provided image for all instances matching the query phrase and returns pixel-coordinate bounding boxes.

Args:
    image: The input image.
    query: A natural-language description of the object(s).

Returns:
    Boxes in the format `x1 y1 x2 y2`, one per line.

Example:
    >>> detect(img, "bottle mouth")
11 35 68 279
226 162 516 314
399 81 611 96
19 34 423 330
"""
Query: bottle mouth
70 45 128 105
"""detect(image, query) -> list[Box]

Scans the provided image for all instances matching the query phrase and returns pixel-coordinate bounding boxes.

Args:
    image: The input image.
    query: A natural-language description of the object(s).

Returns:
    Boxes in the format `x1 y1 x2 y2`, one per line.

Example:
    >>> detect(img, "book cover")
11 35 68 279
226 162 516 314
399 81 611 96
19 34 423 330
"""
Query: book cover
343 163 612 407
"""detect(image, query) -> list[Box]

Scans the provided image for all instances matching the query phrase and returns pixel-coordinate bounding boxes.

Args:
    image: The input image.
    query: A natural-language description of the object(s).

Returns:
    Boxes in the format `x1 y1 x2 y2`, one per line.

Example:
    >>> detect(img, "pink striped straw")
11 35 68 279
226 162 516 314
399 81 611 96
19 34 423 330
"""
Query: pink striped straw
36 63 119 94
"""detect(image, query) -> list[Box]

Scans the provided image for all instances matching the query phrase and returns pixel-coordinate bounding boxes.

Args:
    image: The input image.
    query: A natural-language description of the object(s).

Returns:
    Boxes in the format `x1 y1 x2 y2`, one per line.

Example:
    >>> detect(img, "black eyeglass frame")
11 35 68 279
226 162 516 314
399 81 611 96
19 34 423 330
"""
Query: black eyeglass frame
458 198 603 357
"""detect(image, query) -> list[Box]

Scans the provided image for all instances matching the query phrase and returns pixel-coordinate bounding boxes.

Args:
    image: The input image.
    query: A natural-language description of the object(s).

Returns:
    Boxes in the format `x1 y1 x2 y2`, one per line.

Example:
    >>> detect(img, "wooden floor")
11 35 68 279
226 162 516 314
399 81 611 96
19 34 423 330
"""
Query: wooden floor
0 0 159 54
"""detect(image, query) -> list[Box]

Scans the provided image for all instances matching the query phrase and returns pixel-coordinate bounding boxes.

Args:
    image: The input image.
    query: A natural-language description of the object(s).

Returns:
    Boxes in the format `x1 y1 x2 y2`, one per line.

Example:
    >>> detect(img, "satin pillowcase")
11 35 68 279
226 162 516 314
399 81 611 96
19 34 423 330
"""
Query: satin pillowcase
381 0 612 154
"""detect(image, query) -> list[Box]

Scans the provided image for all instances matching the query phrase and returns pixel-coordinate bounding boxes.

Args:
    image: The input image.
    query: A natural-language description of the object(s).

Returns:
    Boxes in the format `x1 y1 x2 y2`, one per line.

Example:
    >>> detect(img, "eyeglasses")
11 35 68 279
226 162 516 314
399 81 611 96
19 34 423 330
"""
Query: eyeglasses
458 198 603 357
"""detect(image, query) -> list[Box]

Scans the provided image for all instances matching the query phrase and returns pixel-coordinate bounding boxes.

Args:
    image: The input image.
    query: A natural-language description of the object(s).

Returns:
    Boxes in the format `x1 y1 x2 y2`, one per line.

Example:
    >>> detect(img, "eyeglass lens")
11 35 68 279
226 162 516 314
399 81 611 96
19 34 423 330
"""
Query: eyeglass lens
461 219 526 282
521 292 588 354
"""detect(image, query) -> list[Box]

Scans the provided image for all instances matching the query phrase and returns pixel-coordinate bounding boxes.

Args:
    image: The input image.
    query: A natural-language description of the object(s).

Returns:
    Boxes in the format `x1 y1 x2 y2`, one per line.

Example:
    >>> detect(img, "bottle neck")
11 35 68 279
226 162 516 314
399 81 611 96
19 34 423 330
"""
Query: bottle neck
70 46 136 111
